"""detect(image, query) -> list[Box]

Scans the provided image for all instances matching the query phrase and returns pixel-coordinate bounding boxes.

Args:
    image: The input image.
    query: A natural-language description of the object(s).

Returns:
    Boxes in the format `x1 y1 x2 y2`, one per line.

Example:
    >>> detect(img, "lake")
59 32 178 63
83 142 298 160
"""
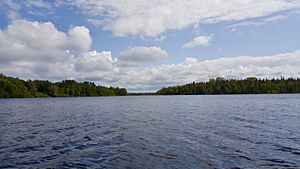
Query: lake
0 95 300 168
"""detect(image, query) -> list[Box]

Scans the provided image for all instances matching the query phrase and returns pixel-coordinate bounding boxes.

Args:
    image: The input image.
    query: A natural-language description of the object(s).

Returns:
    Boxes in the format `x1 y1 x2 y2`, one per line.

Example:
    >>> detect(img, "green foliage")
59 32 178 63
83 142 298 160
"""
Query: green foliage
157 77 300 95
0 74 127 98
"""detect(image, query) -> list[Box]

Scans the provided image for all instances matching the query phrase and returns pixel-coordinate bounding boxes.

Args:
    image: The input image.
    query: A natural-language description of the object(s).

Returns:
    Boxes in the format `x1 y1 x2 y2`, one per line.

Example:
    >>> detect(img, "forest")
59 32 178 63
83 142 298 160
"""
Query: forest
0 74 127 98
156 77 300 95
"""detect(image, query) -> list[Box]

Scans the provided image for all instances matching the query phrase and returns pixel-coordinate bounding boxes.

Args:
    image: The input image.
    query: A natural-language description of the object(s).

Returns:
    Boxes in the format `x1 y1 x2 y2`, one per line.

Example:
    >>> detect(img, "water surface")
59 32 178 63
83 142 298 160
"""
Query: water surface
0 95 300 168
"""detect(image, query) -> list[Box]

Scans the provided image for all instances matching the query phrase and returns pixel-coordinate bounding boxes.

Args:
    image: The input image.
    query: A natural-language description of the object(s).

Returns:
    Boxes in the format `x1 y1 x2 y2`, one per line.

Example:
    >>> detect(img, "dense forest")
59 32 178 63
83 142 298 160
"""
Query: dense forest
0 74 127 98
157 77 300 95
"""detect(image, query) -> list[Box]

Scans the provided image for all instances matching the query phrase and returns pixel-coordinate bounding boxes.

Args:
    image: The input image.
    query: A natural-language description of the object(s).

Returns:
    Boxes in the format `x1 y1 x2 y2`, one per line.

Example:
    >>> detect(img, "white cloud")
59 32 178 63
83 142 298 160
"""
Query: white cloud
75 50 117 72
118 46 169 63
264 15 287 22
69 0 300 37
0 19 94 80
0 20 92 63
68 26 92 53
182 35 212 48
227 9 300 30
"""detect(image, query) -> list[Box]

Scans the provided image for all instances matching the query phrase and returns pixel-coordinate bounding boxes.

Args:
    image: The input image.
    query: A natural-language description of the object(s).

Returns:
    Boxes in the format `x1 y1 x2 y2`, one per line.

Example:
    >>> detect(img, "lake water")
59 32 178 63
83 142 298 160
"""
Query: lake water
0 95 300 168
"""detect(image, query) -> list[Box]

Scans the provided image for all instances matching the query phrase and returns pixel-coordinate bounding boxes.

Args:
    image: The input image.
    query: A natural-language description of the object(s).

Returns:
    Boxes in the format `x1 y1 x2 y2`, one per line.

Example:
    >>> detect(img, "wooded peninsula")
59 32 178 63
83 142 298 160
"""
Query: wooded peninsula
0 74 127 98
1 74 300 98
156 77 300 95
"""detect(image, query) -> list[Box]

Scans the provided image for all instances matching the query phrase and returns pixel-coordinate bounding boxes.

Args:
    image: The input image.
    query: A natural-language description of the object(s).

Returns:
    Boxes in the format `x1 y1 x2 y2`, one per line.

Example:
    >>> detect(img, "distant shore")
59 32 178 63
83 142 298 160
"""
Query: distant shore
1 74 300 98
157 77 300 95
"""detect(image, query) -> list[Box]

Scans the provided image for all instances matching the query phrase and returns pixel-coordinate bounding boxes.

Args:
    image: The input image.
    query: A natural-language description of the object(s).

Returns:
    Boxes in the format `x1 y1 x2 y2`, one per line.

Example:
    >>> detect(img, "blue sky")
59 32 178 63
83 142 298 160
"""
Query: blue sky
1 0 300 91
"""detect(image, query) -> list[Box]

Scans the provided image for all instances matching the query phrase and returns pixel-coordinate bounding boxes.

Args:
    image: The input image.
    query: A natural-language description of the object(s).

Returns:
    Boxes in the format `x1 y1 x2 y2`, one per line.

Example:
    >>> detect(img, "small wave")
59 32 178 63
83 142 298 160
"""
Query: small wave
15 145 44 153
148 151 177 160
273 144 300 155
258 158 297 168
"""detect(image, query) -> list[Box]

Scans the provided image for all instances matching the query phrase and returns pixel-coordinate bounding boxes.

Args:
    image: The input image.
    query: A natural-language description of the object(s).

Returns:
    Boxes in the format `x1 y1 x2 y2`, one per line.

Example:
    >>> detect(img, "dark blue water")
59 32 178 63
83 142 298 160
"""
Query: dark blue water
0 95 300 168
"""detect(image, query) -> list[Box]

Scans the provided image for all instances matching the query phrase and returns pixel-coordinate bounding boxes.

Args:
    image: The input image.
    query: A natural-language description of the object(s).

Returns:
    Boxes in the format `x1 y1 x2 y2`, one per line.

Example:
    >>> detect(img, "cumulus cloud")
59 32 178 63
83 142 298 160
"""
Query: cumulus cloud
182 35 212 48
68 26 92 53
75 50 117 72
118 46 168 63
69 0 300 37
0 20 92 64
0 19 94 80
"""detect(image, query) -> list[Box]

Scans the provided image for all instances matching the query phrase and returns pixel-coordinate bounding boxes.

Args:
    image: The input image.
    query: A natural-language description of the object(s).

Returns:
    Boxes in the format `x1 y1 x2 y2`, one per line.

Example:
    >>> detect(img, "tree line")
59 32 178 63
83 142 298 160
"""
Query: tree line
0 74 127 98
156 77 300 95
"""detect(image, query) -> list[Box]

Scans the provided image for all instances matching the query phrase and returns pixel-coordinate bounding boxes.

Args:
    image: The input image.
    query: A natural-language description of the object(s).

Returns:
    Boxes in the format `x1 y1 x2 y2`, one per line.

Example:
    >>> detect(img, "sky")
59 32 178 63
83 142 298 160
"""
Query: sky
0 0 300 92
